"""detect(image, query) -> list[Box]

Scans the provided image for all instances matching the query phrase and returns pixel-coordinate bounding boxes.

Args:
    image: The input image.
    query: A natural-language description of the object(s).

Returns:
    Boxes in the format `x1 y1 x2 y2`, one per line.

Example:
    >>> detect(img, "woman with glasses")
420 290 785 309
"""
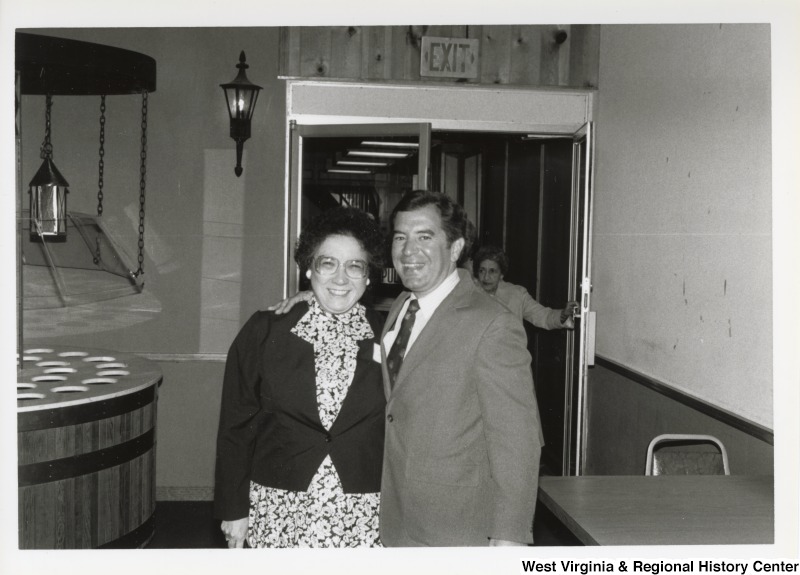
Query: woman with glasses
214 207 386 548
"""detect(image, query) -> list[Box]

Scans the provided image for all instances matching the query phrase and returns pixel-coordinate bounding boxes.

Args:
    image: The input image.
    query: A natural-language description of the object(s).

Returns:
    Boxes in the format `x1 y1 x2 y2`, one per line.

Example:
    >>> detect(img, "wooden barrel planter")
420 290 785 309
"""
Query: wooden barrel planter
17 345 162 549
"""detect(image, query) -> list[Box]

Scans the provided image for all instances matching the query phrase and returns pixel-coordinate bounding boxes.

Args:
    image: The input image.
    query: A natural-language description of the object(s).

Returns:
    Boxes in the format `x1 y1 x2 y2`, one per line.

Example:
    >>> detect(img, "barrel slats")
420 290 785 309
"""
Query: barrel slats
143 449 155 520
120 447 131 534
19 484 34 548
36 481 55 547
129 454 141 526
98 465 120 542
99 410 116 450
55 479 67 548
18 346 160 549
18 410 155 465
79 472 97 547
55 424 70 460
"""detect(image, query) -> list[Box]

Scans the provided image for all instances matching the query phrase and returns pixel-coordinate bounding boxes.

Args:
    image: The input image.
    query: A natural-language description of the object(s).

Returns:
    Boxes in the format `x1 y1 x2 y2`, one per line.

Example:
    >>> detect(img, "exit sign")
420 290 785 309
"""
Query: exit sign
420 37 479 79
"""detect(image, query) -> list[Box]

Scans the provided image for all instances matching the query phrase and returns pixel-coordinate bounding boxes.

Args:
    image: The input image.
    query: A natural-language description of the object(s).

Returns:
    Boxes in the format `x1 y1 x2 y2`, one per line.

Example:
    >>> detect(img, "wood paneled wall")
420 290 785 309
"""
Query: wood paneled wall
585 361 773 476
279 25 600 88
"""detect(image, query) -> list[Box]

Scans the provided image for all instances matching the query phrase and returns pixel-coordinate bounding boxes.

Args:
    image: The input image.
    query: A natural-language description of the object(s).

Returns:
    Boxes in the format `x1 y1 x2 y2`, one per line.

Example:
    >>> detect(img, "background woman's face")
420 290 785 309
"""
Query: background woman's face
309 234 369 314
477 259 503 294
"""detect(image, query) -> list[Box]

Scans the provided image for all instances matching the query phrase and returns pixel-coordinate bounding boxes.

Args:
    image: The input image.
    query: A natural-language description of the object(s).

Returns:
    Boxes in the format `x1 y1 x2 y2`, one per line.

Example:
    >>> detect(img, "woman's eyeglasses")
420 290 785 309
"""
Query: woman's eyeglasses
313 256 369 279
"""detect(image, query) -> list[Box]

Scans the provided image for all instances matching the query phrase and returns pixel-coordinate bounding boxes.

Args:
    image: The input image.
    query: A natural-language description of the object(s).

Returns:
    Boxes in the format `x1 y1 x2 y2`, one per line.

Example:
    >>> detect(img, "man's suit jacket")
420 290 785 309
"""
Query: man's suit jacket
213 303 386 521
379 269 543 546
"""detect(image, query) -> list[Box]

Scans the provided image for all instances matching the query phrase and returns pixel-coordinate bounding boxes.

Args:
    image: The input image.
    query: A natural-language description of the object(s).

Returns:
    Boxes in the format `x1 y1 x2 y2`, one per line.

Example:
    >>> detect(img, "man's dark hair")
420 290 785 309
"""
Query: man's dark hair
390 190 473 259
472 245 509 277
294 207 386 283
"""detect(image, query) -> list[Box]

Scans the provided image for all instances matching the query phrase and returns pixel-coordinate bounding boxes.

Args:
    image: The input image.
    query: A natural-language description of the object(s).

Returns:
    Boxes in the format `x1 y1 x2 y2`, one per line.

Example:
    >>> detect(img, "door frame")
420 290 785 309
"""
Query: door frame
284 79 596 474
285 79 594 287
564 122 596 476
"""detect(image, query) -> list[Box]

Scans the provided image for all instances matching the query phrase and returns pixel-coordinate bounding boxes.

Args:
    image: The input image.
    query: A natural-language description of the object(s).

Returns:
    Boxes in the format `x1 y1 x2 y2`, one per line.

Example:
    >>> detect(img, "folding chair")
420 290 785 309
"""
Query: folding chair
645 433 730 475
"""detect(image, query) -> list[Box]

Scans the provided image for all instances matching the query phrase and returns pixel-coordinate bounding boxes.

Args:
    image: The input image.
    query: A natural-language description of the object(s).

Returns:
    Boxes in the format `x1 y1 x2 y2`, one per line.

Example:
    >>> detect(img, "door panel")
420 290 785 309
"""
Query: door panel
505 138 574 476
531 139 574 476
500 128 594 477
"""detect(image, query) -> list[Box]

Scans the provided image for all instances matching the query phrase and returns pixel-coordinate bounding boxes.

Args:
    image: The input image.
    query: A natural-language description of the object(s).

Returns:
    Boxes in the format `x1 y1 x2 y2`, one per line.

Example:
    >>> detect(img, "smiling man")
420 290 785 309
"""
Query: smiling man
379 190 543 547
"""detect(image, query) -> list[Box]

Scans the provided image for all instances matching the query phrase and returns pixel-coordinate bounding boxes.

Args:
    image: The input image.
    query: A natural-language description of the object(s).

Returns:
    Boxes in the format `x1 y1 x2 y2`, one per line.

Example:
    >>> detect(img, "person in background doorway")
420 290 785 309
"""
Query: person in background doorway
214 207 386 548
472 244 578 330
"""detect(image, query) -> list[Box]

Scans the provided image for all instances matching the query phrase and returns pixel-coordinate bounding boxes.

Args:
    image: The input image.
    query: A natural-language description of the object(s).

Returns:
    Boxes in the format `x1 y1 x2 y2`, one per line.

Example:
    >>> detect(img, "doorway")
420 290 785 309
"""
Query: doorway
285 80 595 475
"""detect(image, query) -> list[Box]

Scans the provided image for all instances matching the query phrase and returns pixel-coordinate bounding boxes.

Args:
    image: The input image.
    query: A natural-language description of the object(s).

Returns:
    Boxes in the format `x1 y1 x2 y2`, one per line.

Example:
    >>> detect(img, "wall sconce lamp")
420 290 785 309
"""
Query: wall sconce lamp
220 51 262 177
29 94 69 240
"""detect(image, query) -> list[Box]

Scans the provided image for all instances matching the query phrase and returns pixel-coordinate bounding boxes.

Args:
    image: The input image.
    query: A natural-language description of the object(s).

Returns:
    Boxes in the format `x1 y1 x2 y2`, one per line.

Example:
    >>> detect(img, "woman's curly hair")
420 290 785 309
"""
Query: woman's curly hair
472 245 509 277
294 207 386 284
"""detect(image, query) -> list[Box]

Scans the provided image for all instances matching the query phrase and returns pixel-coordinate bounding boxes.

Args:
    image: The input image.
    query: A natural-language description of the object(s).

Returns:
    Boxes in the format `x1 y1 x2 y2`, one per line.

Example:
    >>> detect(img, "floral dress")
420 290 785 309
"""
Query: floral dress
246 298 383 548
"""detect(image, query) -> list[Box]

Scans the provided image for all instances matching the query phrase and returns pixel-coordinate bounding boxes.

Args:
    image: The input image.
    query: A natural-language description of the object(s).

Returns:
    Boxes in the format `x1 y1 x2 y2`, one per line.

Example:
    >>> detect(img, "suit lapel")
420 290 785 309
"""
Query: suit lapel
381 292 411 399
329 335 376 433
382 292 410 340
280 324 327 430
392 274 473 391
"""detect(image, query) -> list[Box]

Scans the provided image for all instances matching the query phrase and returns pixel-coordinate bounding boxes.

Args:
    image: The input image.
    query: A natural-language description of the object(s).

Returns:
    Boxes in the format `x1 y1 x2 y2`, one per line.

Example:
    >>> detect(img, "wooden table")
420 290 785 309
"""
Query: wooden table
538 475 773 546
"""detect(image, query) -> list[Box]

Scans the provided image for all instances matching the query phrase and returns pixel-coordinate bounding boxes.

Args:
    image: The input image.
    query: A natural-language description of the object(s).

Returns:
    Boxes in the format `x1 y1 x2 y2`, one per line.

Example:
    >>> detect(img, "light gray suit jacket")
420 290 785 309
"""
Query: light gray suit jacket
379 269 543 546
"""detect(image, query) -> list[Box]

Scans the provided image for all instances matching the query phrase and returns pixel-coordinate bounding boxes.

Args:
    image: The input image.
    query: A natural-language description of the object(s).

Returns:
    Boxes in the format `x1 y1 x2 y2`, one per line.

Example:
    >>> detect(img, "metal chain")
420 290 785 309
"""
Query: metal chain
134 91 148 278
41 95 53 159
94 96 107 266
97 95 106 216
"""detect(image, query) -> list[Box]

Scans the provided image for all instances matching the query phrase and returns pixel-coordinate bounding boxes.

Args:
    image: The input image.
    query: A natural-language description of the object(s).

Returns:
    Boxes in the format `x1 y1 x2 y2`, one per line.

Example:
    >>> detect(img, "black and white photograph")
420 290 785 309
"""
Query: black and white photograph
2 1 798 574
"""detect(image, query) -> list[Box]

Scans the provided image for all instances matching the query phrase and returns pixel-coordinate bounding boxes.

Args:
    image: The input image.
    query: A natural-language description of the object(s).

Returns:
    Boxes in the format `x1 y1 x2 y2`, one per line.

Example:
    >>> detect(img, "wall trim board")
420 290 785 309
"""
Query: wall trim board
141 353 226 363
594 355 773 446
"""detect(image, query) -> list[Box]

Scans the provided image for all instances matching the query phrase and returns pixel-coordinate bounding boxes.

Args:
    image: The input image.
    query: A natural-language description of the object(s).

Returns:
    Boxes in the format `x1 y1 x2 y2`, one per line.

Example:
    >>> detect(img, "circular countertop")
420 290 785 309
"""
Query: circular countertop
17 345 162 413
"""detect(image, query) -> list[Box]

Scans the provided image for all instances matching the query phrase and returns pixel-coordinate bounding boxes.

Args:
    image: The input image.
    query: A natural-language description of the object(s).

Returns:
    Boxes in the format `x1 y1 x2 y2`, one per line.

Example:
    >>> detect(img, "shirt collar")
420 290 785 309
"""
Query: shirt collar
413 268 460 319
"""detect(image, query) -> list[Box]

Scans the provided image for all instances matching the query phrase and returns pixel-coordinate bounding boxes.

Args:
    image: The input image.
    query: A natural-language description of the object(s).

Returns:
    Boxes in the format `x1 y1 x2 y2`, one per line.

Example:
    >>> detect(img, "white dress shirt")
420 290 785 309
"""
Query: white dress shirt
383 268 460 353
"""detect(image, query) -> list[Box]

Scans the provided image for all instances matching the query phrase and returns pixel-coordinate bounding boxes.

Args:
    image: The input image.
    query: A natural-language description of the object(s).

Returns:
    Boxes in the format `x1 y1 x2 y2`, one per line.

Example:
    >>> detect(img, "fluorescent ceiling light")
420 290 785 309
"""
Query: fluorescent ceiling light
327 168 372 174
360 141 419 148
337 160 389 167
348 150 409 158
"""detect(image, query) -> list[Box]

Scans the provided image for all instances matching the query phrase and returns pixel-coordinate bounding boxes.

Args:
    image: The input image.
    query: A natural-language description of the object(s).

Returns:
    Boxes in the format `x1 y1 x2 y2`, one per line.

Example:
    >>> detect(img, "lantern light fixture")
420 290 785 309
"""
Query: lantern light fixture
220 51 262 177
29 94 69 240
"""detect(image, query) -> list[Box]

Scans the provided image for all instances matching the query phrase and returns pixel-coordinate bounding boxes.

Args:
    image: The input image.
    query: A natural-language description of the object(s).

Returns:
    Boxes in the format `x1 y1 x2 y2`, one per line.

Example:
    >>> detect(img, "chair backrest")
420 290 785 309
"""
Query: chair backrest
645 433 730 475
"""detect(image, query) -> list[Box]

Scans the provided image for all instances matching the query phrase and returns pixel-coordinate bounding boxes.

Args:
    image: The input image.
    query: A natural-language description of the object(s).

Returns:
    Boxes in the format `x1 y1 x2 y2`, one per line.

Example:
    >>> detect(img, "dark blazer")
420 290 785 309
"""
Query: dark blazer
213 302 386 521
379 269 543 546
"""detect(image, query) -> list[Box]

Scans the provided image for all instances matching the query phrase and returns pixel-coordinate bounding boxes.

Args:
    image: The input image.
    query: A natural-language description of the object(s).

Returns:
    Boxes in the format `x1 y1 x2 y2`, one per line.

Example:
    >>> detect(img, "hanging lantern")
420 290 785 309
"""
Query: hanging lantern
220 51 262 177
29 95 69 240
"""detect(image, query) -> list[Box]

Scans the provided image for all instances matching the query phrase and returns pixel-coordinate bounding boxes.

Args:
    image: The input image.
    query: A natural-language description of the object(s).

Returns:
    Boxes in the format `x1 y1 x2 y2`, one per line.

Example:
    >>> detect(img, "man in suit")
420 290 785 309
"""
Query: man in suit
380 190 542 546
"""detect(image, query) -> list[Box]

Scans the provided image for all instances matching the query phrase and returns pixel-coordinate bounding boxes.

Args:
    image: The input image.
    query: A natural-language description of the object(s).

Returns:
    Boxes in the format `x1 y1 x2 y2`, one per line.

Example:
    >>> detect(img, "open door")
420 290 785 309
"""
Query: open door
500 127 594 477
563 122 596 476
286 122 431 299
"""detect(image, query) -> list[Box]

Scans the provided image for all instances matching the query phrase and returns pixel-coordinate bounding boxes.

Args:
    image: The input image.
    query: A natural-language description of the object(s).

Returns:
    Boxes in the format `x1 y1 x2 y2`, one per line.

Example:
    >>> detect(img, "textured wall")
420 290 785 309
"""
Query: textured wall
592 24 772 428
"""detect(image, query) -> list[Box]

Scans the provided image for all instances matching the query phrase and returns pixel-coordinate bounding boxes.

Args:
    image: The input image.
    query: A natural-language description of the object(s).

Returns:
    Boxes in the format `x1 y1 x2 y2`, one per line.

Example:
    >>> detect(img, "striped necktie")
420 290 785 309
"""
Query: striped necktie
386 298 420 388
